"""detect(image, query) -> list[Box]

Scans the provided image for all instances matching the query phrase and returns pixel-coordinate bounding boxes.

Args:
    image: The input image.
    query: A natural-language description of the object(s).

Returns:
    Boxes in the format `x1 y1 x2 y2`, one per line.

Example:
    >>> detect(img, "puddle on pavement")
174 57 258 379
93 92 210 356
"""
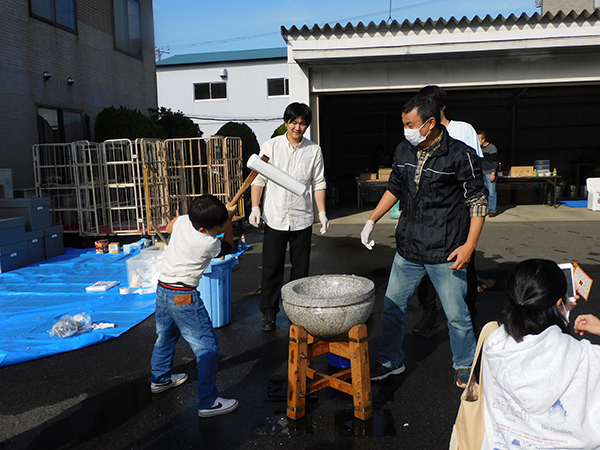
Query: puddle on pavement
252 408 395 437
253 408 313 435
334 408 396 436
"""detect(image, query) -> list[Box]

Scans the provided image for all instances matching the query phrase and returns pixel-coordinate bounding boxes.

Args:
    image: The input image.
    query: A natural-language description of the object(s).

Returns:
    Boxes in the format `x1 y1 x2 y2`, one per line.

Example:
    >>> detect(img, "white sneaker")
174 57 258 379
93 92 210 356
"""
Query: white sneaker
150 373 188 394
198 397 239 417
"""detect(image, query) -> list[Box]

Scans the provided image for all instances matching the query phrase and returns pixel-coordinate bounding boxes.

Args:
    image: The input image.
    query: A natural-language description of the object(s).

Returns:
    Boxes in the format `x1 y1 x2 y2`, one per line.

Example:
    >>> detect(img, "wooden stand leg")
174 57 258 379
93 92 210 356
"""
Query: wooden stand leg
287 324 308 419
349 324 373 420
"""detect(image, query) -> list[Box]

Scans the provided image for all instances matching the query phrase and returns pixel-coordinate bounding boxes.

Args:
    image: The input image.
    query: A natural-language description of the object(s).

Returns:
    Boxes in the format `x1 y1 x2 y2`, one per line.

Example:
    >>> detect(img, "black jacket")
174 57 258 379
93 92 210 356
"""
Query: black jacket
387 127 486 264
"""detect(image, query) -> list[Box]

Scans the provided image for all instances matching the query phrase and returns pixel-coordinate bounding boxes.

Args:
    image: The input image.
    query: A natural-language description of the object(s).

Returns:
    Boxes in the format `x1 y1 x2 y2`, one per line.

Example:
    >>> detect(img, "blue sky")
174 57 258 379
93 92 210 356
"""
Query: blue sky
153 0 539 57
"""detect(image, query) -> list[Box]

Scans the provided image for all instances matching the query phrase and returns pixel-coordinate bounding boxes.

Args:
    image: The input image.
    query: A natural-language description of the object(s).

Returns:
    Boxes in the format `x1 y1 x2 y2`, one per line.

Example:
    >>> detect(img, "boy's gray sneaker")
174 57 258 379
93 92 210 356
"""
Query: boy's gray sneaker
370 362 406 381
151 373 188 394
198 397 239 417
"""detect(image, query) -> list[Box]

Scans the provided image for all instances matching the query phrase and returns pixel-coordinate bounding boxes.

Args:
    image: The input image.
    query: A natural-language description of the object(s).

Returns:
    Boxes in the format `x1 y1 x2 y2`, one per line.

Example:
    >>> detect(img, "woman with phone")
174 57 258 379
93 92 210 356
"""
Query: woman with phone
479 259 600 449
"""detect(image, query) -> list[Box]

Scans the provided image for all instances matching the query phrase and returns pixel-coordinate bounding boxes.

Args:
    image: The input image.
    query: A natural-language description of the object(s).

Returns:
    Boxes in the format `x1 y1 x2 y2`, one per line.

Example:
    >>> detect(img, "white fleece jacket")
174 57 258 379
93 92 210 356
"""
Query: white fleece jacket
481 325 600 449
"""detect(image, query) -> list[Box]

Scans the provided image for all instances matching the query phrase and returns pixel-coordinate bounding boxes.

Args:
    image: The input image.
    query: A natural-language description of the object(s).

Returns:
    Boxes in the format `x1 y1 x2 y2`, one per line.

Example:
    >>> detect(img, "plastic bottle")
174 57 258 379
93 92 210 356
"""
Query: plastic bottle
498 162 503 177
553 168 557 176
241 234 246 250
533 168 537 177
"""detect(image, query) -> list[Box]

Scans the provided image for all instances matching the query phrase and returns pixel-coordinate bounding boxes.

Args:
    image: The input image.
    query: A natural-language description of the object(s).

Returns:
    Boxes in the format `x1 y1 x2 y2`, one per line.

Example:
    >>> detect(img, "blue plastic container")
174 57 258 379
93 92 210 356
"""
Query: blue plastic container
198 254 238 328
327 353 351 369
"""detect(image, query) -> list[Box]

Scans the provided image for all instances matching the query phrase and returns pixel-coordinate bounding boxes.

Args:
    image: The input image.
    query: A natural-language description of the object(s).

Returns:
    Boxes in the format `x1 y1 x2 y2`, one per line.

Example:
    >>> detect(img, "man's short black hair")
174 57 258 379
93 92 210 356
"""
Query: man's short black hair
188 194 228 231
403 95 441 128
416 85 448 109
478 130 489 140
283 102 312 127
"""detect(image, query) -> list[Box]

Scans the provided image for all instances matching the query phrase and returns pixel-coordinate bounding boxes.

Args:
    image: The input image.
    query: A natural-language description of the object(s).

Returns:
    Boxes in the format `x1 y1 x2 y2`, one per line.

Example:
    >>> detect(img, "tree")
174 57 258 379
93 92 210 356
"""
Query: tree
157 107 202 138
94 106 166 142
216 122 260 176
271 123 287 138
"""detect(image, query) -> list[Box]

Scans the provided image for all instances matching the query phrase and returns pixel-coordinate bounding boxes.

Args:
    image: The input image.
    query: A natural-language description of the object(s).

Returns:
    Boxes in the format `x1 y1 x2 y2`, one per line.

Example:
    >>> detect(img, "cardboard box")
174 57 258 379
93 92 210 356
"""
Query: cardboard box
508 166 534 177
378 168 392 180
0 198 50 231
359 172 377 180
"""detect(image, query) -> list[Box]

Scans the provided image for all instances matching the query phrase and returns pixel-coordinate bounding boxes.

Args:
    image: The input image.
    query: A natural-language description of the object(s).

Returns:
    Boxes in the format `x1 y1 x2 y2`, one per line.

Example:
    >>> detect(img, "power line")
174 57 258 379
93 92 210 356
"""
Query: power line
162 0 449 50
187 115 283 123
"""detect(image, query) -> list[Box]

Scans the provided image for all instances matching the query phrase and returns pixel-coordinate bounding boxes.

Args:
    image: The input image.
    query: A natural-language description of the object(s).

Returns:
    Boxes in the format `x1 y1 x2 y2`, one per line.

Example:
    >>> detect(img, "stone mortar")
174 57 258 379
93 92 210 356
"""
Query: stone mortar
281 274 375 336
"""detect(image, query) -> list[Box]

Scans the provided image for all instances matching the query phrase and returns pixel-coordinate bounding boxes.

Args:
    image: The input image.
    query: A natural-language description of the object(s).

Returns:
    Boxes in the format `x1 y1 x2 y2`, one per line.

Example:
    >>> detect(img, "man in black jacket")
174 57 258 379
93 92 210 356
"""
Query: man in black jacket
360 95 488 388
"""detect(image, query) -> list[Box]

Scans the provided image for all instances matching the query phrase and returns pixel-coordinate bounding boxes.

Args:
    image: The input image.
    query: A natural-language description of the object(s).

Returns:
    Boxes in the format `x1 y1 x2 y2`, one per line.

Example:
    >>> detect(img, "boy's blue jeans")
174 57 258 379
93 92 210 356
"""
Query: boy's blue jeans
377 253 476 370
150 284 218 409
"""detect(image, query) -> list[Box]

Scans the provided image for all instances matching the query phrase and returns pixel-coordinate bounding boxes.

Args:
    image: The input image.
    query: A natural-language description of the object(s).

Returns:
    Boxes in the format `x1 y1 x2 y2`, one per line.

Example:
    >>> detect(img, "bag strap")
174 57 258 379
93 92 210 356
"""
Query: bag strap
465 321 500 390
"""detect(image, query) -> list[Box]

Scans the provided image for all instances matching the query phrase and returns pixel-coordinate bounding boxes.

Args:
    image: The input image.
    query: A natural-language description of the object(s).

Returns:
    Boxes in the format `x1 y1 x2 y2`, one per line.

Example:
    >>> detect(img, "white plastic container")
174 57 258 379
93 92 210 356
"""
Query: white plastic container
126 246 166 291
587 178 600 211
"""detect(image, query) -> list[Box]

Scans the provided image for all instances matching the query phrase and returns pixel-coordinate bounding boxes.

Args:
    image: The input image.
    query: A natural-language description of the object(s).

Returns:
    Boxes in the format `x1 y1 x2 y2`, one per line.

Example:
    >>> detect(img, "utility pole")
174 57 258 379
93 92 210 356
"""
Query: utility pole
155 47 170 62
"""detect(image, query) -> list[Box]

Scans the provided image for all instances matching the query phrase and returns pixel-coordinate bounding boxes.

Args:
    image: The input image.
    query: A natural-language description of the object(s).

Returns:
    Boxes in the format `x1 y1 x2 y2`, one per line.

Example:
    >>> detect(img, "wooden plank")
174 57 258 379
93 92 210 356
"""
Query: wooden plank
287 325 308 420
349 324 373 420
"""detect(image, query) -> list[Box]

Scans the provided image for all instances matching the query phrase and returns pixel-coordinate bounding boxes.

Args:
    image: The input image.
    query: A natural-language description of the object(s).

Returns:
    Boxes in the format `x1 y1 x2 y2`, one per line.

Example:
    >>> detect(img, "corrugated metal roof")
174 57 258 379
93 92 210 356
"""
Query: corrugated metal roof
281 9 600 37
157 47 287 66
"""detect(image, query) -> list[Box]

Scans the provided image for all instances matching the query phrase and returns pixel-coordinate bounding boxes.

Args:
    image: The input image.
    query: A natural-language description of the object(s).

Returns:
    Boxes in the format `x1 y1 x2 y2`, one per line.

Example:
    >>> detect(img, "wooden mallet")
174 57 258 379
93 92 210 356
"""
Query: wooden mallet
227 154 269 208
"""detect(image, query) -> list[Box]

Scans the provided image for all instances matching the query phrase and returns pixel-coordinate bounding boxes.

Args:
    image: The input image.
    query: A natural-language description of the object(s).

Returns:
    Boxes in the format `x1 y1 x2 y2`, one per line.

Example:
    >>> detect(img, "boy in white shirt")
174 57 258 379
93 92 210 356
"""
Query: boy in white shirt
149 194 238 417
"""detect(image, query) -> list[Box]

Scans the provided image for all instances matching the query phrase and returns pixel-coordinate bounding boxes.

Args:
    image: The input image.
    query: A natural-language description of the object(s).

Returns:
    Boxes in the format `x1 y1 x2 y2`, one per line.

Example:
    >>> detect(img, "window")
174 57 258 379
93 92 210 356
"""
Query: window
113 0 142 58
37 107 88 144
267 78 289 97
30 0 77 31
194 82 227 100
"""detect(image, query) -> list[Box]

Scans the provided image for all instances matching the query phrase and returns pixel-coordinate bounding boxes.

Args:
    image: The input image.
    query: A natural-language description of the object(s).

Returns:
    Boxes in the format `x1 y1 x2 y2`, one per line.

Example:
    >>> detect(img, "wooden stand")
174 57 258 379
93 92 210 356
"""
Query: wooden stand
287 324 372 421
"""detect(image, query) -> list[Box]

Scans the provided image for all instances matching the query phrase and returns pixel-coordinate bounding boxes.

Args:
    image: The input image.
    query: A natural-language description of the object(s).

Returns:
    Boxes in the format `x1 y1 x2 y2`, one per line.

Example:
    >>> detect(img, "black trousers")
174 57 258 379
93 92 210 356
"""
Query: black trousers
417 256 478 319
260 224 312 316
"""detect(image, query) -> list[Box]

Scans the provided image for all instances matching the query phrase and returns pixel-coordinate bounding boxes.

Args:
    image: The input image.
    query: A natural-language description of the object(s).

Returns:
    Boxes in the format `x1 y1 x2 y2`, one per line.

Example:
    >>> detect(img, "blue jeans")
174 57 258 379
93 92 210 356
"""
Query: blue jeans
378 253 476 370
484 174 497 213
150 285 219 409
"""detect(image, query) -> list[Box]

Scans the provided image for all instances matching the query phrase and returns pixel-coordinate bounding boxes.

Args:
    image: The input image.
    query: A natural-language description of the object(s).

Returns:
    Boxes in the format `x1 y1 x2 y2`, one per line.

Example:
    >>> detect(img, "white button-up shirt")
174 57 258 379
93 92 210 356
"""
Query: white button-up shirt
252 134 326 231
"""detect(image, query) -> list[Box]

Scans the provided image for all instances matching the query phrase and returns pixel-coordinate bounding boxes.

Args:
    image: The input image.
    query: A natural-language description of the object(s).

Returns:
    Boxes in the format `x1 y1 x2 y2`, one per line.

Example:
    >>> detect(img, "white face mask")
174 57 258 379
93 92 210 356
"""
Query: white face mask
404 120 431 147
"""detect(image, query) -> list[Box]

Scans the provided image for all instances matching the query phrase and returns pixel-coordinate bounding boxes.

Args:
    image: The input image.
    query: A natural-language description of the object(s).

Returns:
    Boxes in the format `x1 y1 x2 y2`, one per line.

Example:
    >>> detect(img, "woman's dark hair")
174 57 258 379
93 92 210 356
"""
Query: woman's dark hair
500 259 570 342
283 102 312 127
188 194 228 231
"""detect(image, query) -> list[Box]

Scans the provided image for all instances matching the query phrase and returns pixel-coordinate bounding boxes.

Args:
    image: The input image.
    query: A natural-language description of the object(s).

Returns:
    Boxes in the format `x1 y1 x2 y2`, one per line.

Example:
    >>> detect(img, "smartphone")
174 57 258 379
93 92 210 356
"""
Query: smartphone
558 263 576 303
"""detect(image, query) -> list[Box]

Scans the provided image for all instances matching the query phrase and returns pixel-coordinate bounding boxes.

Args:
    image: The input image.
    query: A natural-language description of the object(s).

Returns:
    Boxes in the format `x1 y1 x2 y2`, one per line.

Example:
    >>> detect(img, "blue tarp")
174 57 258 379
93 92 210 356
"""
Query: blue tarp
0 248 157 367
559 199 588 208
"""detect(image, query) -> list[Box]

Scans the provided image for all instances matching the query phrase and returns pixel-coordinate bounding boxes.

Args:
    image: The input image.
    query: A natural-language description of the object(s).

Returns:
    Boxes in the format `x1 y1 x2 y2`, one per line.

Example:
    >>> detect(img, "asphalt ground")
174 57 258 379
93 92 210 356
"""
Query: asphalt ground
1 204 599 450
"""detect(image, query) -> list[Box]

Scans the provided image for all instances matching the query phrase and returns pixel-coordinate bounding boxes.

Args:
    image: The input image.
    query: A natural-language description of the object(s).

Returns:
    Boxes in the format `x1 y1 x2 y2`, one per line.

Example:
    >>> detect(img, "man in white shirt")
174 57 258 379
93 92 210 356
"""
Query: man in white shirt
249 102 329 331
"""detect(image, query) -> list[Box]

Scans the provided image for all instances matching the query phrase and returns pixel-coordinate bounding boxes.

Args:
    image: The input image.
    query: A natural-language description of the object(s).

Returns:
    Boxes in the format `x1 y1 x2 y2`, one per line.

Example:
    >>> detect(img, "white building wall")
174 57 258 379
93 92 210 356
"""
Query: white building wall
157 59 290 145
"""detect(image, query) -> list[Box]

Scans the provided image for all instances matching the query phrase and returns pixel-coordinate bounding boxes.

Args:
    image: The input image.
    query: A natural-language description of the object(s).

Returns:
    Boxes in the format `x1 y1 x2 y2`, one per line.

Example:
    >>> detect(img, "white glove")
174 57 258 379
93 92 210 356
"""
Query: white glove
249 206 261 228
318 211 329 235
360 220 376 250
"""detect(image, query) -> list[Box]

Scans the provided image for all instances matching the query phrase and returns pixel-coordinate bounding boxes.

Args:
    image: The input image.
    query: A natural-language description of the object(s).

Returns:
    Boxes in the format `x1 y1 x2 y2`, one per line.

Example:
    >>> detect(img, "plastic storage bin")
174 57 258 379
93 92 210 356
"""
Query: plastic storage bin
126 246 166 292
44 225 64 258
587 178 600 211
0 242 27 273
0 198 50 231
327 353 351 369
25 230 45 264
198 254 239 328
0 217 26 246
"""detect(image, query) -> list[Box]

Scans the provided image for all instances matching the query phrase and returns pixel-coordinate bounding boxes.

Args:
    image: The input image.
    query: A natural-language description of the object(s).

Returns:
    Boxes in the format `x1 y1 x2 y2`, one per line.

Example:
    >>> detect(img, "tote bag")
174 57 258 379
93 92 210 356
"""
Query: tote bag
451 321 499 450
